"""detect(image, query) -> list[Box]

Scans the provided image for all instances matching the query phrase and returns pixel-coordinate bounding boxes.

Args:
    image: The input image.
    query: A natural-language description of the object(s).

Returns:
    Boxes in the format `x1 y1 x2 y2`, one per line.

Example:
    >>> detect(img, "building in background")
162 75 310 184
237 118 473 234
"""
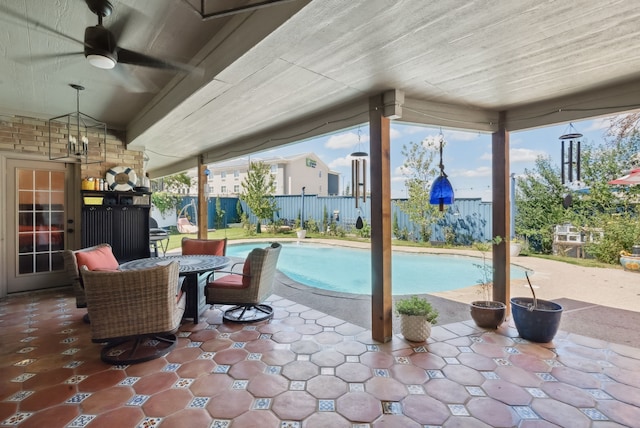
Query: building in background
198 153 340 197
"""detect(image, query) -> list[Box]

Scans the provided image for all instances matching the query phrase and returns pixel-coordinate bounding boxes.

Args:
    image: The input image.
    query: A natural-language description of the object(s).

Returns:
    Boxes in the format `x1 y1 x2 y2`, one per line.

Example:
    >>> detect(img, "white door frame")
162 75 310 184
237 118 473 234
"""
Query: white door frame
0 152 78 298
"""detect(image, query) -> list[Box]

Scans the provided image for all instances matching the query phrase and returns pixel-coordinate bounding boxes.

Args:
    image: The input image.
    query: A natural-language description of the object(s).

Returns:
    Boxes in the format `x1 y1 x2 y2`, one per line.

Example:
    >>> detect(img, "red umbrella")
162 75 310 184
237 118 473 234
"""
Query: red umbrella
608 168 640 185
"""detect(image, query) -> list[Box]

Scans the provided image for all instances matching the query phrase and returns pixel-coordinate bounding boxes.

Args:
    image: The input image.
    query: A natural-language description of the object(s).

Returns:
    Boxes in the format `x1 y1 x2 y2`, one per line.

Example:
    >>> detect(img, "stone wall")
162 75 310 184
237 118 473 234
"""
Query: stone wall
0 114 144 181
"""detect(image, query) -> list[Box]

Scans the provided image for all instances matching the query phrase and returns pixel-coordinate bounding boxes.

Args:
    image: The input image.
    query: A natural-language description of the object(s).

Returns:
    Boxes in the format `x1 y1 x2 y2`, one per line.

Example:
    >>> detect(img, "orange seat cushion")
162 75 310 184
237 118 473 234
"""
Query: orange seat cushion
211 259 251 289
75 246 119 271
182 239 226 256
211 274 248 289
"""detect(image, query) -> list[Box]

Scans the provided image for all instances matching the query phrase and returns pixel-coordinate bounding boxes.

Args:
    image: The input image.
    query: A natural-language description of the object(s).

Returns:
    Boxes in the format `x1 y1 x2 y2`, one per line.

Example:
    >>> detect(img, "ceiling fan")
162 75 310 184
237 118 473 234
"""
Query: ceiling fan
2 0 192 73
83 0 188 71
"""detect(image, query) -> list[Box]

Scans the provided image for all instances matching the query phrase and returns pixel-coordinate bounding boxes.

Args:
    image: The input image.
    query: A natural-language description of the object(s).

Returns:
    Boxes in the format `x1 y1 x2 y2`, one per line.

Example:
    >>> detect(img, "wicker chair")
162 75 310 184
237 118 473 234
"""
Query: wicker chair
80 261 185 364
205 242 281 323
181 237 227 256
62 243 116 317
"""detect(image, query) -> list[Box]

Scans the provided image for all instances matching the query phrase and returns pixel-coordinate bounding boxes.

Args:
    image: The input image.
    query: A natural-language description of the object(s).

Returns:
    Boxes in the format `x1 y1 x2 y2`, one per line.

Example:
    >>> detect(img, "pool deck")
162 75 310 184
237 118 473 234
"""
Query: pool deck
216 238 640 348
1 238 638 427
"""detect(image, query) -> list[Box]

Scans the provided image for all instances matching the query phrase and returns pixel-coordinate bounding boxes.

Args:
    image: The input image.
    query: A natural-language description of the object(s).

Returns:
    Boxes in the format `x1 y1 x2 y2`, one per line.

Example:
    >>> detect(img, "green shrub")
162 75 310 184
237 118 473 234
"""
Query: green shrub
586 214 640 264
395 296 438 323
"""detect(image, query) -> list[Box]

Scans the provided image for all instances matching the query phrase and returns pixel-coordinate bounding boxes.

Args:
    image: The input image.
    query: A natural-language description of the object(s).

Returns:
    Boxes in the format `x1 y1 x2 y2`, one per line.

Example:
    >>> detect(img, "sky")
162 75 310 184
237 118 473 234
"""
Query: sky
240 116 617 201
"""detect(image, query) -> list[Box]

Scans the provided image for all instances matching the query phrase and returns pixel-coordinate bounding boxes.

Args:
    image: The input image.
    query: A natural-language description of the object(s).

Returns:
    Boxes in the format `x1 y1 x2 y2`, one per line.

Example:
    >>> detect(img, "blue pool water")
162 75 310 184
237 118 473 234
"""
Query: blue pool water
227 242 528 295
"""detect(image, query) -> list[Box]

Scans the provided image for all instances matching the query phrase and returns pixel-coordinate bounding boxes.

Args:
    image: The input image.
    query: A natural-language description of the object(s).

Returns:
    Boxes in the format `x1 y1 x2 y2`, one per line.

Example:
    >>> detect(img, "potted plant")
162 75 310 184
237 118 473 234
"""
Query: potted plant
470 238 507 329
511 272 563 343
395 295 438 342
296 228 307 239
510 237 523 257
293 218 306 239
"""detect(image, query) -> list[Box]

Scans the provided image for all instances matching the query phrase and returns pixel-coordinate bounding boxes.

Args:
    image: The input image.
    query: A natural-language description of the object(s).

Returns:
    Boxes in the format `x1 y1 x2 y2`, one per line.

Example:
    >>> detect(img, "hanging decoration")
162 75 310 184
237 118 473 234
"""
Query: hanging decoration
351 127 368 209
429 131 454 211
48 84 106 164
559 123 582 185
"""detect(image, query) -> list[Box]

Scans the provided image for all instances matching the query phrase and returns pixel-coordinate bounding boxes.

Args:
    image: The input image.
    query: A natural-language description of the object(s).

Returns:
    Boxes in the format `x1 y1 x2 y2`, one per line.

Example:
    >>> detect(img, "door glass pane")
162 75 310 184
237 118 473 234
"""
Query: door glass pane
16 168 65 275
18 170 33 189
19 191 33 209
51 191 65 210
34 170 49 190
35 192 49 210
19 254 33 275
52 252 64 271
35 254 50 272
51 171 65 191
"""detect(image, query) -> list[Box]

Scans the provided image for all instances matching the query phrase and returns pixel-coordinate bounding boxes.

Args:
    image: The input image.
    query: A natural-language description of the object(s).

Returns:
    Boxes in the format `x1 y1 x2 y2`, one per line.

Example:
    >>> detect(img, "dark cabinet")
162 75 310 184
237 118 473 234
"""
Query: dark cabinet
81 191 151 262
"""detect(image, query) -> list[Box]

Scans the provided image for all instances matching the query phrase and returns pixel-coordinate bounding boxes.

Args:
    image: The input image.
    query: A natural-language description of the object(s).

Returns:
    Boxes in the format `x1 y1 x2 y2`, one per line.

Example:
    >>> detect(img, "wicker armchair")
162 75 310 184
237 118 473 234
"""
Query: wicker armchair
205 242 281 322
63 243 116 310
80 261 185 364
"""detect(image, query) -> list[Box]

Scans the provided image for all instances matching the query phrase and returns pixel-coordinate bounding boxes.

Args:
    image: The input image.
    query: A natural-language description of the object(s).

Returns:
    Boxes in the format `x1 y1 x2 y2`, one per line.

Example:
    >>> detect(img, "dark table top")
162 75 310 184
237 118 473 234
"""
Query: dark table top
119 254 230 274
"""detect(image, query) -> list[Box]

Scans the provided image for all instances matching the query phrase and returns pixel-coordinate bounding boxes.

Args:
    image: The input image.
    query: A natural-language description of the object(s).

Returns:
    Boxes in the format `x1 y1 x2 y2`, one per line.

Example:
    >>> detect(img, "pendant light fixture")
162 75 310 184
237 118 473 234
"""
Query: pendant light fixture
48 84 107 164
429 131 454 211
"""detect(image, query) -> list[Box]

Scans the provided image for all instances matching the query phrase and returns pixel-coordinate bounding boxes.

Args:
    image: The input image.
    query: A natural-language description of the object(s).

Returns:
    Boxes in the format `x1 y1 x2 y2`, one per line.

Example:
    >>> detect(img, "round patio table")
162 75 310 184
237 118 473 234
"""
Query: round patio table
119 255 230 324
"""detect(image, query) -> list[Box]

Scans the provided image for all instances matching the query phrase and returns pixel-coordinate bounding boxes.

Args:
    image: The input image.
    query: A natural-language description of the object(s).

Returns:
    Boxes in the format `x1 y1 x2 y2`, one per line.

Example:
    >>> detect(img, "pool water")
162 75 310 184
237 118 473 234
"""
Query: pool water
227 242 528 295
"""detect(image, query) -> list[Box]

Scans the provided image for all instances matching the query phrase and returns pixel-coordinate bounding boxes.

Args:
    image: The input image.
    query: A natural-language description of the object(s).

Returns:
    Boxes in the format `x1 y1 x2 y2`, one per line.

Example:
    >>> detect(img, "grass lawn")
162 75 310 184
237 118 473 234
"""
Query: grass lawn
165 227 301 252
164 227 620 270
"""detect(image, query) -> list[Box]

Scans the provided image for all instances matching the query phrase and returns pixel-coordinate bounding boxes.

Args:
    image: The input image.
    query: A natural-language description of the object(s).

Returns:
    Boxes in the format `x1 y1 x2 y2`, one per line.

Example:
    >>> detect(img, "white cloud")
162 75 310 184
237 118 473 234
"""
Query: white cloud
394 165 410 176
478 148 546 163
395 125 426 135
328 156 353 168
445 130 479 142
584 117 613 132
509 136 525 146
452 166 492 178
325 131 369 150
511 148 546 162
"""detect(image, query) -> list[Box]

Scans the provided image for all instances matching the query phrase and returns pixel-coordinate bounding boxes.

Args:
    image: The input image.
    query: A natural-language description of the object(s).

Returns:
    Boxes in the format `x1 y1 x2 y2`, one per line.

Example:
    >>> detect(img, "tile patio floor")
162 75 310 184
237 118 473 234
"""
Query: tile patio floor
2 288 640 427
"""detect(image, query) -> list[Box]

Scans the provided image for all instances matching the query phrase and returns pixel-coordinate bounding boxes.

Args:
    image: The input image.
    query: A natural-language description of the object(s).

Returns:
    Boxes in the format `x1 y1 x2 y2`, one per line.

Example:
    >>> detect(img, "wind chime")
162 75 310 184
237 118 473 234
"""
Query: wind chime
429 131 455 212
351 128 367 229
559 123 582 185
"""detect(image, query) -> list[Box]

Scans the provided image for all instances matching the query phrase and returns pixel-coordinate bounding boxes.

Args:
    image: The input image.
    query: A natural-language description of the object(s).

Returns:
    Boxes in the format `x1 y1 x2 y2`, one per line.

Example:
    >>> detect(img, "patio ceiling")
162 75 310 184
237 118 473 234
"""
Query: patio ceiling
2 0 640 175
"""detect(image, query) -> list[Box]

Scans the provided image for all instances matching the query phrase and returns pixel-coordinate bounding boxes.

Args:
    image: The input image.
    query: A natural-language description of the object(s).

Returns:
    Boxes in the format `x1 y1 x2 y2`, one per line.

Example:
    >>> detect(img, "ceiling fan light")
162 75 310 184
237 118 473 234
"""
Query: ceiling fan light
87 54 116 69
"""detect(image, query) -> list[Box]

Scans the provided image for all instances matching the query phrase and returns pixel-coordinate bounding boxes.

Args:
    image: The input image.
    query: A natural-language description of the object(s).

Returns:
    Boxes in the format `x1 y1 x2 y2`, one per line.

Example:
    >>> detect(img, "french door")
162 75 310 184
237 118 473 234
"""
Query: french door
6 159 69 293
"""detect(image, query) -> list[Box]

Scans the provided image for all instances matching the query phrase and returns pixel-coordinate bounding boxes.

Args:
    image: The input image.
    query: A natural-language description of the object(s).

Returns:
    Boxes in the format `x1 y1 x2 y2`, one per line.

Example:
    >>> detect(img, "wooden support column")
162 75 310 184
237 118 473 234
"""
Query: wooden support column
369 94 393 343
197 156 208 239
492 111 510 307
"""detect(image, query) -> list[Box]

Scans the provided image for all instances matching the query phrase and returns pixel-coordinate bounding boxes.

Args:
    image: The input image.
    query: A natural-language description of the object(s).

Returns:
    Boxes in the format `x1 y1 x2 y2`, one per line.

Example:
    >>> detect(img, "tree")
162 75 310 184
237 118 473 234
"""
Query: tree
162 172 192 193
398 136 443 242
150 172 192 216
516 114 640 257
515 156 567 253
240 161 277 233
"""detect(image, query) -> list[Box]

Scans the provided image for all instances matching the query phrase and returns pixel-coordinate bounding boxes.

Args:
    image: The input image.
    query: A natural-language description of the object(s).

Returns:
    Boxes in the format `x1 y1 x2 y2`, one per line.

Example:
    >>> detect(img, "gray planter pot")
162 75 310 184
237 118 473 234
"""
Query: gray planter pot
470 300 506 329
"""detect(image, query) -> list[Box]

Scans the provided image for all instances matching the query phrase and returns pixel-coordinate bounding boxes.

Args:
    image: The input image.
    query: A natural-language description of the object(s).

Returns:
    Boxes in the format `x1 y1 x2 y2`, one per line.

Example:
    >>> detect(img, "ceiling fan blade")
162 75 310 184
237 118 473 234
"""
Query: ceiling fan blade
0 4 84 47
15 51 83 64
111 64 159 94
117 48 194 73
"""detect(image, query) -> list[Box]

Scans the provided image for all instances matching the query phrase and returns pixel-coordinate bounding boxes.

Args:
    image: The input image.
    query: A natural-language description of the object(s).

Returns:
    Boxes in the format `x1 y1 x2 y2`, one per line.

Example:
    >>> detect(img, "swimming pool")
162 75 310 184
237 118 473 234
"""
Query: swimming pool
226 242 528 295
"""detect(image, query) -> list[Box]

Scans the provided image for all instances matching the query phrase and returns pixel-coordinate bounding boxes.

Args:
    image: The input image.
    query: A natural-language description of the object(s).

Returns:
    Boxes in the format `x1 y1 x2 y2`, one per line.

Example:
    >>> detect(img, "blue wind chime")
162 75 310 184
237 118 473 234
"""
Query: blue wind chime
429 132 454 211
